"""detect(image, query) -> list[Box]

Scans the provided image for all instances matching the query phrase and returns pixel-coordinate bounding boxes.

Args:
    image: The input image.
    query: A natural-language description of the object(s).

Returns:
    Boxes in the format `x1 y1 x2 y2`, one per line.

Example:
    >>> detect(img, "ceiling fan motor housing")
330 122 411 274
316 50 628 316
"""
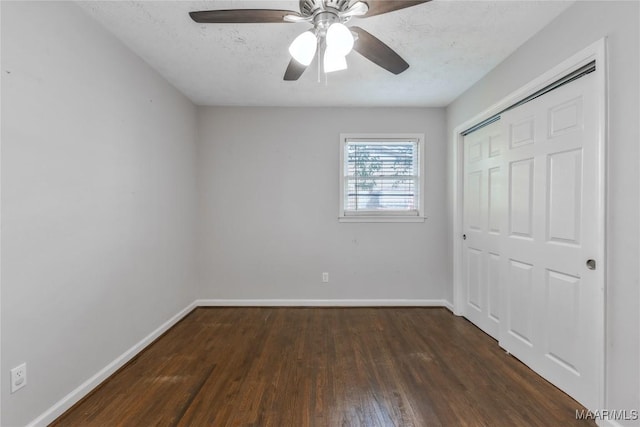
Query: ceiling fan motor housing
299 0 352 16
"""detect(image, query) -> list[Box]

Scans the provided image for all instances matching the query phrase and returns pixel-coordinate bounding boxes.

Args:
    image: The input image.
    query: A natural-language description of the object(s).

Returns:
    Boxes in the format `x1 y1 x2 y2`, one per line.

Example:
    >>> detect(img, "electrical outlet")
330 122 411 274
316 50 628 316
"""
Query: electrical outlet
322 272 329 283
10 363 27 393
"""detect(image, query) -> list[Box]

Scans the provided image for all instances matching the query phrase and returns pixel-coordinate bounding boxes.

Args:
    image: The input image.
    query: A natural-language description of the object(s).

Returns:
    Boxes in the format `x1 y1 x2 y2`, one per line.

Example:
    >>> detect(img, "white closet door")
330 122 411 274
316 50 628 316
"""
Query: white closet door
462 122 504 339
498 72 601 409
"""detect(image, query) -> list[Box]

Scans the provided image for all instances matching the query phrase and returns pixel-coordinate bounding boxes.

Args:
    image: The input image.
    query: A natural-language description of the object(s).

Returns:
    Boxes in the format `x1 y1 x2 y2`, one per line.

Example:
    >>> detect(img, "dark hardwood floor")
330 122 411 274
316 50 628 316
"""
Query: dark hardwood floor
52 308 594 426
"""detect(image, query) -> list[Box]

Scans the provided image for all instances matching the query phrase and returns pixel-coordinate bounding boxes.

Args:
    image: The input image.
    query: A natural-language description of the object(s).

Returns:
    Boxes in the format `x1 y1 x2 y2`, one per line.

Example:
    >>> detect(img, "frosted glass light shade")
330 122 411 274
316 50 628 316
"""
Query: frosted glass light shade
288 31 317 66
324 46 347 73
326 23 354 56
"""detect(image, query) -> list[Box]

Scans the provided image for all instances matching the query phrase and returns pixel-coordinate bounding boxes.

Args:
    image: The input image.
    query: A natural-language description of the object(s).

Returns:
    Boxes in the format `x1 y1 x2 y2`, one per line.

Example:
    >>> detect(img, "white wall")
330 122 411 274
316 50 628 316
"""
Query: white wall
1 2 198 425
197 107 448 302
446 1 639 422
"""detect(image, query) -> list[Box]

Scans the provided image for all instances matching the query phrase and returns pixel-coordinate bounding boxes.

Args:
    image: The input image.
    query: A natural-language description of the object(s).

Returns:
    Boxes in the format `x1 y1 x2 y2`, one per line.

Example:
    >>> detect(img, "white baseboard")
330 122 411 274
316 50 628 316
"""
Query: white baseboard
442 300 455 312
195 298 449 307
27 301 197 427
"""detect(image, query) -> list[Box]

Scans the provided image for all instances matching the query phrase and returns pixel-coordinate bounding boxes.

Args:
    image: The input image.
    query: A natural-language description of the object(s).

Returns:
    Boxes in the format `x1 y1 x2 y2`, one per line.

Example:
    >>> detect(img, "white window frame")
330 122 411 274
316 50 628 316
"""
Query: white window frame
339 133 426 223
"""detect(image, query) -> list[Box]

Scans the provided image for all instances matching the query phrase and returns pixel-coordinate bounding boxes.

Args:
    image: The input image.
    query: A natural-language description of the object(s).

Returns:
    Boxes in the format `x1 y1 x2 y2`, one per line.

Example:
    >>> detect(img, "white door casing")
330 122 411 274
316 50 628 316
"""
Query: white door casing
498 72 600 410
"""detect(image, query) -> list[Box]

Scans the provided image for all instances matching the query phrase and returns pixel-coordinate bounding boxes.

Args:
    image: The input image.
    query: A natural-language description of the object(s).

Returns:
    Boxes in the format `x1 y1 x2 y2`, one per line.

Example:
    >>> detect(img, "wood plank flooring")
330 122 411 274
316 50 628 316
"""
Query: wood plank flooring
52 308 594 426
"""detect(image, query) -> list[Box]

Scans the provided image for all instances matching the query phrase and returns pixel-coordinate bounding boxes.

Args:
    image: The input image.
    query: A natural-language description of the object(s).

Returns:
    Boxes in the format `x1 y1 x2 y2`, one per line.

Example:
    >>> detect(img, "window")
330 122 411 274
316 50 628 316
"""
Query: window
339 134 425 222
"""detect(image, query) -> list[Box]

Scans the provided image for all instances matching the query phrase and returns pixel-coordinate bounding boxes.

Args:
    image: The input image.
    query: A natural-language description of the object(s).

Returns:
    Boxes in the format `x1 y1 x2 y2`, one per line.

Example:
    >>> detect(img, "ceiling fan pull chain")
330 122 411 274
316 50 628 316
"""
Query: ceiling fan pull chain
317 39 321 83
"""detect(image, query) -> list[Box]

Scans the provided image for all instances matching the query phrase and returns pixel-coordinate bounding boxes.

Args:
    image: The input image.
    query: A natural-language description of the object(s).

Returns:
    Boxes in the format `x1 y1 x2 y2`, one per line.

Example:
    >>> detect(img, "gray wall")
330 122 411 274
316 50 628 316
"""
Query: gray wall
197 107 448 301
1 2 199 425
446 1 639 421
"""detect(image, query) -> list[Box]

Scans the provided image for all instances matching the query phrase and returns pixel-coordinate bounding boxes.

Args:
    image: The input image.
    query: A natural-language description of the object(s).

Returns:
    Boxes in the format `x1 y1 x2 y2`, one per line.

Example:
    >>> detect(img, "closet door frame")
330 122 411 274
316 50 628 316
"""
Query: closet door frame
451 38 606 412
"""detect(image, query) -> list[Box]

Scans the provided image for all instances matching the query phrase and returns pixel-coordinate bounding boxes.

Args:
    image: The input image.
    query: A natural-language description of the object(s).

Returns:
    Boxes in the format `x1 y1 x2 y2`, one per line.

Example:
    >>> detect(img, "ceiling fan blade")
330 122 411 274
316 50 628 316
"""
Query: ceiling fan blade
351 26 409 75
189 9 301 24
283 58 308 81
362 0 430 18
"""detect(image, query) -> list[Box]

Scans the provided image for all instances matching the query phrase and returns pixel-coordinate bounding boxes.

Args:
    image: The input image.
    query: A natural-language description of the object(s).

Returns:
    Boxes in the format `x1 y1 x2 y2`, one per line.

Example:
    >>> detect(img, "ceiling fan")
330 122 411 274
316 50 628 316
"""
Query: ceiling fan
189 0 430 81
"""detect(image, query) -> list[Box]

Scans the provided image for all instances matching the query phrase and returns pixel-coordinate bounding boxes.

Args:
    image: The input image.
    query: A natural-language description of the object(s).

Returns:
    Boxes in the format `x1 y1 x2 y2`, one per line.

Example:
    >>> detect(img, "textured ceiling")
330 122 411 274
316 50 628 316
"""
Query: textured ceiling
78 0 574 107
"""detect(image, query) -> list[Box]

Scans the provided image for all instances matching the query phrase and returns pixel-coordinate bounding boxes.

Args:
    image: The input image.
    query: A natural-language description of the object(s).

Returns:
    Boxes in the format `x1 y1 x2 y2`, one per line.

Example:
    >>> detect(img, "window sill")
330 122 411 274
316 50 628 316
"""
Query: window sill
338 216 426 223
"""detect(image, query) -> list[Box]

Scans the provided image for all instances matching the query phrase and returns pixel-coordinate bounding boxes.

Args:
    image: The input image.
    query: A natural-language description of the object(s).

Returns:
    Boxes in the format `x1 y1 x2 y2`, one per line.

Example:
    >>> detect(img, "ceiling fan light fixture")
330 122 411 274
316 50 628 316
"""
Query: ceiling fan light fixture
326 22 354 56
289 31 317 66
324 46 348 73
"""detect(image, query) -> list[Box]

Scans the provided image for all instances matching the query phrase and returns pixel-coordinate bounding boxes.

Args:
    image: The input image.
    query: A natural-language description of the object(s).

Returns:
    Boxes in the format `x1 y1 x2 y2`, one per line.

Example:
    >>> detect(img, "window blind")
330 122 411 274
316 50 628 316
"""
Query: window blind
344 139 420 215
